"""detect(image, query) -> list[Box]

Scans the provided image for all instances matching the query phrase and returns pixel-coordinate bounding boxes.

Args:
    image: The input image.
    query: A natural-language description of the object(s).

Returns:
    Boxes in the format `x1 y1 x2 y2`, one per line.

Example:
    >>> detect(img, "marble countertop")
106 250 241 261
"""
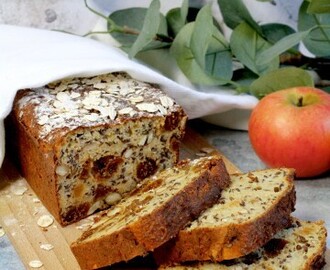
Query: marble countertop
0 119 329 269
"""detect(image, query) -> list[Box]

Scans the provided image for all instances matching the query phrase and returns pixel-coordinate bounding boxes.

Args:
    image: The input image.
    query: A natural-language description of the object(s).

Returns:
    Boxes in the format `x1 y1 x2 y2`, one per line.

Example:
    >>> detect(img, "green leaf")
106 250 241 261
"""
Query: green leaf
298 0 330 57
217 0 262 34
307 0 330 13
170 22 232 85
261 23 297 46
250 67 314 98
257 30 310 66
108 8 168 51
180 0 189 25
322 86 330 93
190 5 214 69
230 22 279 75
129 0 162 58
108 8 145 48
206 29 232 80
232 68 259 88
166 0 188 37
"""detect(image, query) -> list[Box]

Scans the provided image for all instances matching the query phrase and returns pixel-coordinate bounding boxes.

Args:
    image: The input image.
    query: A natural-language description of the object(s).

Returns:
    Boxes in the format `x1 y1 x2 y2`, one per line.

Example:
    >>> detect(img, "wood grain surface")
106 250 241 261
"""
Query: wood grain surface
0 127 328 270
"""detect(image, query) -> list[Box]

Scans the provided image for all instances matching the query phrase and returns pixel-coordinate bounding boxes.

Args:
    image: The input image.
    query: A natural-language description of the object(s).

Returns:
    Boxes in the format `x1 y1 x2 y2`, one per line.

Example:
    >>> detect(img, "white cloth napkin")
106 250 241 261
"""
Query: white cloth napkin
0 24 258 168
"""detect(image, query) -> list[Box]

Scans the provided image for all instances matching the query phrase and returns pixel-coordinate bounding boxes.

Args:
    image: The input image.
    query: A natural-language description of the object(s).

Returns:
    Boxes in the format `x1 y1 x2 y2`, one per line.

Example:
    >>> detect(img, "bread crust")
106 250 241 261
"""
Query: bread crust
71 156 230 269
7 111 62 221
158 218 327 270
155 169 296 264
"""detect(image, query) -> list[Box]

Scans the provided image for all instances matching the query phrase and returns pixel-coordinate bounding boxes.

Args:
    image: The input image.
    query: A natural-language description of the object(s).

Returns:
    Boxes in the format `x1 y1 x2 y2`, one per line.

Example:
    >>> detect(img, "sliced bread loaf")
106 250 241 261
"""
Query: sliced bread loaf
155 168 296 265
159 218 327 270
70 155 230 269
9 72 187 225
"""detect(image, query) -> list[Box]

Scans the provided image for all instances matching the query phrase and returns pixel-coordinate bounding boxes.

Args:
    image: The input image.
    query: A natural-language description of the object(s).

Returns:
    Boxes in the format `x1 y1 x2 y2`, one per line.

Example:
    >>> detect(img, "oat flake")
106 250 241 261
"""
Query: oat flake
10 184 28 196
200 147 214 154
118 107 133 115
156 104 167 115
70 92 81 98
32 198 41 203
37 115 49 126
83 113 99 122
0 227 5 237
160 96 174 107
108 107 117 120
37 215 54 228
136 102 158 113
40 243 54 251
29 260 43 268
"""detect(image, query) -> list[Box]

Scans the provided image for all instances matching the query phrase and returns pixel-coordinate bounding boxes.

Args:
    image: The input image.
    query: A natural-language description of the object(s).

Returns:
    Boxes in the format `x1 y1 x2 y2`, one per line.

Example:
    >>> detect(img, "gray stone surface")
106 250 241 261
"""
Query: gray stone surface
0 0 99 35
0 234 25 270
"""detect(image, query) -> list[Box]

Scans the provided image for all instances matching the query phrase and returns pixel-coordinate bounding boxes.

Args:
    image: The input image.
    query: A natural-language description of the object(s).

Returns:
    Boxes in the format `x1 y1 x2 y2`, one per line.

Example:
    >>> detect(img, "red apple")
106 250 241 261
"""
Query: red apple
248 86 330 178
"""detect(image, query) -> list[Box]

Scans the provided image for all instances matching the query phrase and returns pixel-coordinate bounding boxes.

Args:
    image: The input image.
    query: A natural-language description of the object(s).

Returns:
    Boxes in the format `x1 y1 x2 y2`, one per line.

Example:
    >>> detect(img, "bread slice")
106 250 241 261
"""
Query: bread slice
71 155 230 269
159 218 327 270
154 168 296 264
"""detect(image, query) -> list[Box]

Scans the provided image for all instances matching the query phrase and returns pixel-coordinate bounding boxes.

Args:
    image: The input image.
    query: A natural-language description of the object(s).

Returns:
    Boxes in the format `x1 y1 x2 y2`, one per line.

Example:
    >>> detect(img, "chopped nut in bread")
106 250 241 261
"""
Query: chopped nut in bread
155 168 296 264
70 155 230 270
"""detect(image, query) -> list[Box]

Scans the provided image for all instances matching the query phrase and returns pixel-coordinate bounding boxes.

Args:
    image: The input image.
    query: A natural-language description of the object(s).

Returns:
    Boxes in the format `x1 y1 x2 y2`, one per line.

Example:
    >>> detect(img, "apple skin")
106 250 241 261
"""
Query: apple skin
248 87 330 178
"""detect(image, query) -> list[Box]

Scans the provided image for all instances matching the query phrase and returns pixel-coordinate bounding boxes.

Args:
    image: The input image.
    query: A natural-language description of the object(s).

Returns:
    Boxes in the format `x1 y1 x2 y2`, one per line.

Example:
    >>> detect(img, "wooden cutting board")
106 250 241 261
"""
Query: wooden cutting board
0 127 328 269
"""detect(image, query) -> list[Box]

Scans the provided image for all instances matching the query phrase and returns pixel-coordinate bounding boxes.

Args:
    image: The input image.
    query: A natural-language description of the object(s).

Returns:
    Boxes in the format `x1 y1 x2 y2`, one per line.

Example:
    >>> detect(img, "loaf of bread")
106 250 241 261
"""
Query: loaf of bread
159 218 327 270
9 72 187 225
155 168 296 265
71 155 231 270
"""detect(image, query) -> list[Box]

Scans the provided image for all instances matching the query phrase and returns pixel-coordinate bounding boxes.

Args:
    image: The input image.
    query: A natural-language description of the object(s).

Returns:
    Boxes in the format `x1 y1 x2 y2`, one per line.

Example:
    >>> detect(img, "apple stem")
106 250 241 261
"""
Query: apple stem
297 96 303 107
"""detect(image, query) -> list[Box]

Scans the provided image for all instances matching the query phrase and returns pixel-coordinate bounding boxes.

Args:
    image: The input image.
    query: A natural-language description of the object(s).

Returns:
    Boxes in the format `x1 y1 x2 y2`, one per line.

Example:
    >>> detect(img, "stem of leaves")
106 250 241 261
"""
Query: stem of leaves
83 0 143 35
84 0 173 44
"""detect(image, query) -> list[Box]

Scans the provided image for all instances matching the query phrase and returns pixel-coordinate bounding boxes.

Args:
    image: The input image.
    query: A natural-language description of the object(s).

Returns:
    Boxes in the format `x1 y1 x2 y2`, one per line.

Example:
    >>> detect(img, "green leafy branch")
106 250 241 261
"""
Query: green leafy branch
84 0 330 98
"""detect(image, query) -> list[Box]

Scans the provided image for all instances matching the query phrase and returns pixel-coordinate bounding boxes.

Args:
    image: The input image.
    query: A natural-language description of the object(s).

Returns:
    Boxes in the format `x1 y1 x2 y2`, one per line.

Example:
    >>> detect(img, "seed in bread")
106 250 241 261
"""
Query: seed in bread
154 168 296 264
70 155 231 270
9 72 187 225
159 218 327 270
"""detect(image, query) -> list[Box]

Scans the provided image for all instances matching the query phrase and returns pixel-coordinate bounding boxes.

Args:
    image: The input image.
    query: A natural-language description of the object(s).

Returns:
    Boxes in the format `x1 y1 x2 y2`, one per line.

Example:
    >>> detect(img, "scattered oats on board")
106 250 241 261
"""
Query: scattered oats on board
10 181 28 196
29 260 43 268
196 147 215 157
33 208 40 216
201 147 214 154
0 227 5 237
40 243 54 251
37 215 54 228
32 197 41 203
75 218 95 230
